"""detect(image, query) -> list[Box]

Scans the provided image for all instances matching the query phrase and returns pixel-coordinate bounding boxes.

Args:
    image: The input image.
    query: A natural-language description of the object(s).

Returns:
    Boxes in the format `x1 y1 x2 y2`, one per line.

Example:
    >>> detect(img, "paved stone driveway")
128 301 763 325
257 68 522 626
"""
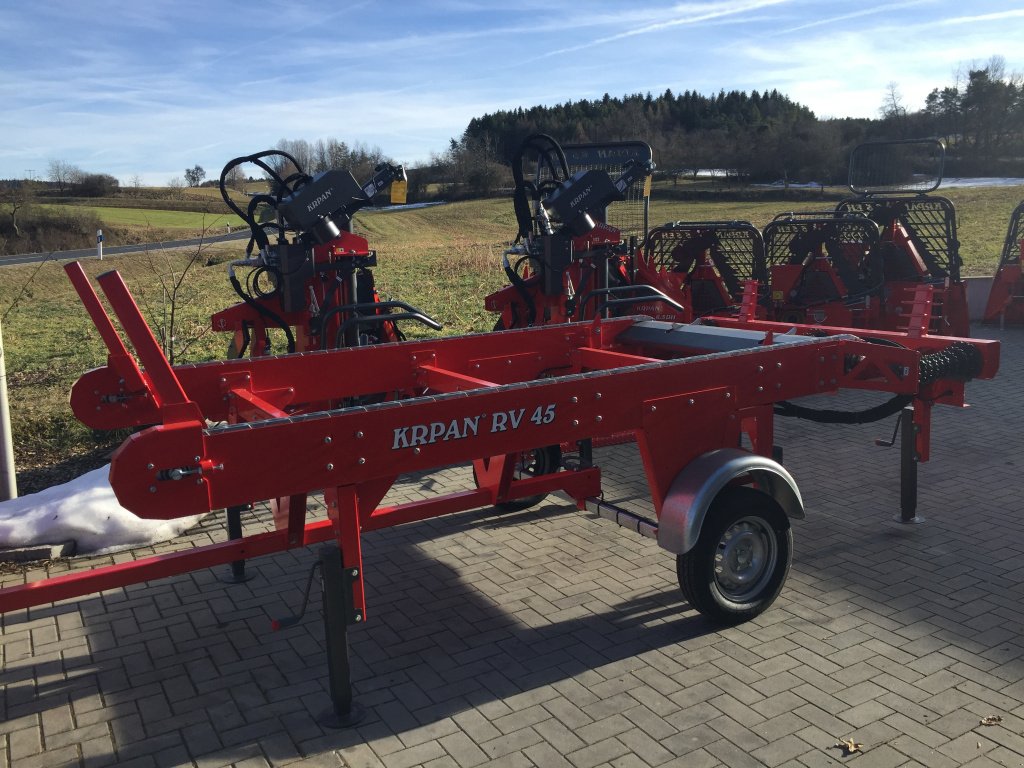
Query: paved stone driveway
1 325 1021 768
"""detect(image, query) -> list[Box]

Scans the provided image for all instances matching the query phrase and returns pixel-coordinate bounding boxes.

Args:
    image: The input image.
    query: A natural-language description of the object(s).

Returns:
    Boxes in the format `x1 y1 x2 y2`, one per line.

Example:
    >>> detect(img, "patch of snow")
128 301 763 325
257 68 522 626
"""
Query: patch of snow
941 177 1024 188
374 201 447 212
0 465 206 556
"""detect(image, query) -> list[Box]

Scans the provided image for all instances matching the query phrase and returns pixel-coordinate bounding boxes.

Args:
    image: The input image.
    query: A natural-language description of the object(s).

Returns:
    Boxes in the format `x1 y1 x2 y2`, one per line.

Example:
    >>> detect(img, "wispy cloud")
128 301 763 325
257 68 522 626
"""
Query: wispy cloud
2 0 1022 183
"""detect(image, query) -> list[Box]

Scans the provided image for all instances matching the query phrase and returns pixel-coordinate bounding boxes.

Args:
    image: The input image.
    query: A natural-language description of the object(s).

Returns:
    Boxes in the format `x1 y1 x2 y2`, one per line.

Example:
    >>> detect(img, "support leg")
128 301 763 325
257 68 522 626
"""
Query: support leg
317 543 365 728
897 405 922 524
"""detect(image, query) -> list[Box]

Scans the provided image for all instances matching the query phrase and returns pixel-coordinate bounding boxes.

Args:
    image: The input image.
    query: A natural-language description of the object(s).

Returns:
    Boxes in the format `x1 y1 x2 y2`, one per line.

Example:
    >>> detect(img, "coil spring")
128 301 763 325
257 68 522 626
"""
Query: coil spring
918 341 983 387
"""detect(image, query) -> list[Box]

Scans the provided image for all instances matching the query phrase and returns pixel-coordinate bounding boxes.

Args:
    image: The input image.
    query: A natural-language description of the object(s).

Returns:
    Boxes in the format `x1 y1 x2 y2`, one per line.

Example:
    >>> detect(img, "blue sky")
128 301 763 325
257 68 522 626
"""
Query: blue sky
2 0 1022 185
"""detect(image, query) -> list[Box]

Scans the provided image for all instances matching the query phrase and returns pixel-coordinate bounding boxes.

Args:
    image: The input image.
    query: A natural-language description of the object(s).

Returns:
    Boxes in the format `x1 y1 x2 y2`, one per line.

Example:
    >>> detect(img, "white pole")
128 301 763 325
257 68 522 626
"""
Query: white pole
97 229 104 260
0 318 17 500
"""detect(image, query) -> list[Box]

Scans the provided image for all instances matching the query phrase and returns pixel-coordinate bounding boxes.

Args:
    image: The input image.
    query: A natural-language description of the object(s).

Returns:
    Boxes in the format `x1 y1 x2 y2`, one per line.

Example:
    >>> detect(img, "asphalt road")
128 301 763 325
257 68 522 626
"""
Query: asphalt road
0 230 250 267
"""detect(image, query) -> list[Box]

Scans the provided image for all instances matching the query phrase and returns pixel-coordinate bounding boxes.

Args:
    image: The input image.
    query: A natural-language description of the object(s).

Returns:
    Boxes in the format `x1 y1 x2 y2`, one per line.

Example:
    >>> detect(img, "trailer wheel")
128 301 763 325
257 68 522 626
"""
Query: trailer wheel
495 445 562 512
676 486 791 624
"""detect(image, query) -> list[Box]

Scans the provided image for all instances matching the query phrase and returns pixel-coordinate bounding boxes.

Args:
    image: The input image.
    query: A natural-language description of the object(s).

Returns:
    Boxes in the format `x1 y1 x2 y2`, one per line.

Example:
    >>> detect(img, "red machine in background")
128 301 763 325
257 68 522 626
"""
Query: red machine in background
761 211 882 326
983 200 1024 324
213 149 441 357
764 139 969 336
484 135 683 328
632 220 764 321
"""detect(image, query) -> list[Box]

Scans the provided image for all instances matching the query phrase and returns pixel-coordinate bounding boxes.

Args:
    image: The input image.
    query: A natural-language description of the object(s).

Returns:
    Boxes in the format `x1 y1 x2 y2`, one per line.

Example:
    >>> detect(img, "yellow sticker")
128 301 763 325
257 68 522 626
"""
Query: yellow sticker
390 179 408 205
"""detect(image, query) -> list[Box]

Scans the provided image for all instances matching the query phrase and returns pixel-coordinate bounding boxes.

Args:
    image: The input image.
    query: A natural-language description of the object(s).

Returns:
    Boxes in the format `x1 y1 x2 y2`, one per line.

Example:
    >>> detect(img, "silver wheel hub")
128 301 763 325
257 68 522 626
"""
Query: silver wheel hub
713 516 777 602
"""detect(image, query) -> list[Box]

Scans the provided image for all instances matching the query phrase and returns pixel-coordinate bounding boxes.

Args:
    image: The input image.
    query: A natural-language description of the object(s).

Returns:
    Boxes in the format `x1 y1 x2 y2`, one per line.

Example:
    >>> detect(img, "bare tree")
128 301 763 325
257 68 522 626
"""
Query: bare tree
184 165 206 187
223 165 246 192
0 181 35 238
124 232 215 364
46 159 80 194
879 81 911 136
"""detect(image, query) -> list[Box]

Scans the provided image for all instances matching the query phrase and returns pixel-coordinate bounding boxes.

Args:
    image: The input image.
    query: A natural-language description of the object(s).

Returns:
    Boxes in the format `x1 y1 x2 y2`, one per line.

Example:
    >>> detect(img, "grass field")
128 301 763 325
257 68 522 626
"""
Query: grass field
2 184 1021 491
40 204 235 230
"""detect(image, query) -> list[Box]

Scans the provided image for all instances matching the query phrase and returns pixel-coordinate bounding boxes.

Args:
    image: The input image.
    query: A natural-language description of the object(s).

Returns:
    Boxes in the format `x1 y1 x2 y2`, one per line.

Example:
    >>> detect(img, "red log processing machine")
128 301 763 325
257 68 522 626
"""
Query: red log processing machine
0 142 999 728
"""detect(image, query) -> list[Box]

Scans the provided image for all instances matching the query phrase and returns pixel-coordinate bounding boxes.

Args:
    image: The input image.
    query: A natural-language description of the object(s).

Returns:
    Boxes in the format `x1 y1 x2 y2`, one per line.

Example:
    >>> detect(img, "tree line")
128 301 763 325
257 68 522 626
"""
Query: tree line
418 56 1023 194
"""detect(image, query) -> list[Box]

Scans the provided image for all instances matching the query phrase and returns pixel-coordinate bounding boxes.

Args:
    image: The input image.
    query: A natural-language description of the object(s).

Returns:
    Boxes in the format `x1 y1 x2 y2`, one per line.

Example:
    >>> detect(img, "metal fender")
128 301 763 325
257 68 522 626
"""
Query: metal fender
657 448 804 555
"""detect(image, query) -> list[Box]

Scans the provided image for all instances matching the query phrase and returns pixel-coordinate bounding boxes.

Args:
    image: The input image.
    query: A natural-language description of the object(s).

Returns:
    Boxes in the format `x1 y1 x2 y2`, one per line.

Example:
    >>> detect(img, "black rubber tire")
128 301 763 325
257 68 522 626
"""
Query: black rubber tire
495 445 562 512
676 486 792 624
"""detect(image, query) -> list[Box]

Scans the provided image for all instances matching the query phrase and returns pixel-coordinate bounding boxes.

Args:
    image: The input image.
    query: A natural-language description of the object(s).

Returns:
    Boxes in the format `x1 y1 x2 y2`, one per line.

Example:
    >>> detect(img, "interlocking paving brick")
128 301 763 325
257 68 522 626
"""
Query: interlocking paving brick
2 326 1024 768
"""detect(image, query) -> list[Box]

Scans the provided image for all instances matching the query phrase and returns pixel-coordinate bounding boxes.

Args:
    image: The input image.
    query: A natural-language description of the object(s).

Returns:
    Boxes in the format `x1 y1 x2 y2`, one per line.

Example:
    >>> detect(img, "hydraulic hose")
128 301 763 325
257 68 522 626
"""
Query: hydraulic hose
774 340 984 424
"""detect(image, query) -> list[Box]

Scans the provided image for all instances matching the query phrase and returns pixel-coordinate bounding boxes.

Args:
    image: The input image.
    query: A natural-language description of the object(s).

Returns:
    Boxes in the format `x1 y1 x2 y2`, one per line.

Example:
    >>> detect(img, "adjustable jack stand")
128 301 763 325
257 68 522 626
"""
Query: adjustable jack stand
897 406 923 524
876 407 923 524
317 543 365 728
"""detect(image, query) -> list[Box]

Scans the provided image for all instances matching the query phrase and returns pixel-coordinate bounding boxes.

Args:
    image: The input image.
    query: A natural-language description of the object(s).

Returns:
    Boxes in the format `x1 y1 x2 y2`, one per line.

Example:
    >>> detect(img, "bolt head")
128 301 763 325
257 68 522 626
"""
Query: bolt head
326 463 334 471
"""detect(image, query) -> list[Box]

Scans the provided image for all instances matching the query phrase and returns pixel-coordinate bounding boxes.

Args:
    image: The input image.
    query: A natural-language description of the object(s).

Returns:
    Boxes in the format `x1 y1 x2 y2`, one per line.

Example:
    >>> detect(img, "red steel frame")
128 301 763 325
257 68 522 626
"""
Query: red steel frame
0 263 999 617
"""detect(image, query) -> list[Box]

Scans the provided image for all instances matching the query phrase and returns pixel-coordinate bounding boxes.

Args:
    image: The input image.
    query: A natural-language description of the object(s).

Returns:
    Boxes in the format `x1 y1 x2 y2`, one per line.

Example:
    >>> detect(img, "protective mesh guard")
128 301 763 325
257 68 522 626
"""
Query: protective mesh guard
538 142 653 239
836 196 960 279
848 138 945 194
639 221 765 299
998 200 1024 269
762 216 881 297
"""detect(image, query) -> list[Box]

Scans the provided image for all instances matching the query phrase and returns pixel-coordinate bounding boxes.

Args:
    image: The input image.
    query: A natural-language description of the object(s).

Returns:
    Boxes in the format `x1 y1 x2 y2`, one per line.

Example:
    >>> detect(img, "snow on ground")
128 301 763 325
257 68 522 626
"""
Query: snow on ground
941 177 1024 188
0 465 206 556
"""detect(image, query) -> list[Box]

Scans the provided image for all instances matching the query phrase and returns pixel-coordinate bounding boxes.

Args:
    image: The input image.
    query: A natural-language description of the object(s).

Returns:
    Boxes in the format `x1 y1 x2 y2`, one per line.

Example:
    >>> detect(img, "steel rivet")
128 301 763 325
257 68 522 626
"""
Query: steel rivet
326 463 334 471
757 386 764 392
688 398 695 405
149 486 157 493
351 569 359 577
570 396 578 403
194 456 200 462
596 415 603 423
776 362 782 368
650 405 656 413
324 436 332 444
354 614 363 622
355 431 363 439
595 392 602 399
147 463 154 470
413 447 421 455
572 419 579 427
357 457 366 465
725 392 731 399
757 365 764 373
